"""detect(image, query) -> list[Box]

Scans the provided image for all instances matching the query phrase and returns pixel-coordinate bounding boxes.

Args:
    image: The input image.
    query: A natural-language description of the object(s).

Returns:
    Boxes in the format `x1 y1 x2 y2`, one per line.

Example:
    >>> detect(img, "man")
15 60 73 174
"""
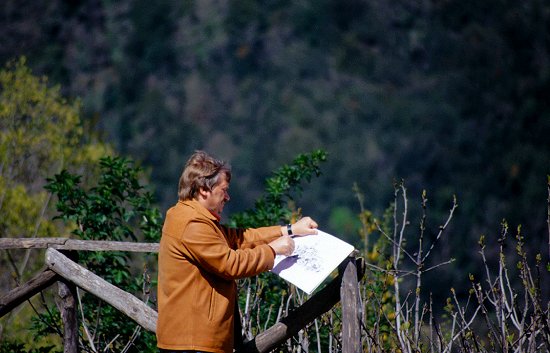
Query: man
157 151 318 353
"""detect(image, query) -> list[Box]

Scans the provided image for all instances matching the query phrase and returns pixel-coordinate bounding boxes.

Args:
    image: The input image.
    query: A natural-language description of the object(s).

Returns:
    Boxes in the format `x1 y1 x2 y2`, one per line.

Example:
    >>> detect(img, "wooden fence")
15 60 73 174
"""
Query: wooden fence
0 238 364 353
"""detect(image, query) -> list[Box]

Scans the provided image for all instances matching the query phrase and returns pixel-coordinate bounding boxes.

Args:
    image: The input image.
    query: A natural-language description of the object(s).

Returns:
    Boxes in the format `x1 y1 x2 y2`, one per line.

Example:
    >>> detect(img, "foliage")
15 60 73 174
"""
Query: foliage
354 183 398 350
353 182 459 352
2 1 549 306
1 1 550 345
235 176 549 353
229 149 327 228
231 155 547 353
0 57 98 241
229 150 329 350
353 182 550 353
453 223 550 353
0 57 110 346
45 156 161 243
38 156 162 352
0 341 60 353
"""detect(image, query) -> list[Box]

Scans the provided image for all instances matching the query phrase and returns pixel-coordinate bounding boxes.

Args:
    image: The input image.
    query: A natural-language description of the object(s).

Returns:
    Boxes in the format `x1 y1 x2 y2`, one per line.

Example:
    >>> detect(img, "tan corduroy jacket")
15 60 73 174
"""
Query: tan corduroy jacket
156 200 282 353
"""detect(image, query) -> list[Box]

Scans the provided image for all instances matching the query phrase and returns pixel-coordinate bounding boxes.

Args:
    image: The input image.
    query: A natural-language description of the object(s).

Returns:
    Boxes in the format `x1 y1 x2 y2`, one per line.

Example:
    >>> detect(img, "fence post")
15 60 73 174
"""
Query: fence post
340 256 362 353
56 251 79 353
56 279 78 353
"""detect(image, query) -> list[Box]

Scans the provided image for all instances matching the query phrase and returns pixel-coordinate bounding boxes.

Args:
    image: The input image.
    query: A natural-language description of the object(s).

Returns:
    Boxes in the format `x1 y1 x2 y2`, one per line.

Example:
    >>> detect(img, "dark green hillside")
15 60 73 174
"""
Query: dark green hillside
2 0 549 306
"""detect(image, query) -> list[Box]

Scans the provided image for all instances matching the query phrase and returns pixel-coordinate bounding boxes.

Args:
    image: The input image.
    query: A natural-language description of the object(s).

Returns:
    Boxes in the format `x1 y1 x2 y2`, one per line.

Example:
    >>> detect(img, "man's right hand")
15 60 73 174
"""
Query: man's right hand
268 235 295 256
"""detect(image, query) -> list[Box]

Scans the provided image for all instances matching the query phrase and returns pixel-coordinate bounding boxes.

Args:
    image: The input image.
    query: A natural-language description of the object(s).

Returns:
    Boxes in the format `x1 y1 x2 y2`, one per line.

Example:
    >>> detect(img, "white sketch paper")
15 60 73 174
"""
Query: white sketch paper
271 229 355 294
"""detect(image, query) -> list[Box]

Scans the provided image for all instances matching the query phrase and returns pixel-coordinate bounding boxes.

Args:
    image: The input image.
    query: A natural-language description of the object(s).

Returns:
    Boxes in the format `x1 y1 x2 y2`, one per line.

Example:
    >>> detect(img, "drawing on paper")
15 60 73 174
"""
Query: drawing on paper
293 242 323 273
272 229 355 295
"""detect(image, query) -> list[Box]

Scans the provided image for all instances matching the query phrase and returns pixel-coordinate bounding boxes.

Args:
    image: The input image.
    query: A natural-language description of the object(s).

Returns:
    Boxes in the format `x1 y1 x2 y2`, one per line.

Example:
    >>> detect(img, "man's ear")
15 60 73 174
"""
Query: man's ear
198 187 210 199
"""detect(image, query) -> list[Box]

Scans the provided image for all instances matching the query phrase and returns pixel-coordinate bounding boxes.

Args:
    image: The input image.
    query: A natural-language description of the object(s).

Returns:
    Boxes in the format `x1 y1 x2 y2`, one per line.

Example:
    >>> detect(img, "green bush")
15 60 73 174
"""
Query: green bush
40 156 162 352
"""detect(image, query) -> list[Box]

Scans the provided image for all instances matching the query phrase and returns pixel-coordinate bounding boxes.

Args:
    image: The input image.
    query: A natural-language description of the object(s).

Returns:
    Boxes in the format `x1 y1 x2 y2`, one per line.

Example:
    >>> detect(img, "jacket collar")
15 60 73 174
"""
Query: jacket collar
179 199 219 222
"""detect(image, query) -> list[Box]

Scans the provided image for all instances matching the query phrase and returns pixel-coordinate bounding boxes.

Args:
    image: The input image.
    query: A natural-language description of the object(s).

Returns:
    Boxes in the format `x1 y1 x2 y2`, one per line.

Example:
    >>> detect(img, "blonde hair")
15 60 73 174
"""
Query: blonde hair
178 151 231 201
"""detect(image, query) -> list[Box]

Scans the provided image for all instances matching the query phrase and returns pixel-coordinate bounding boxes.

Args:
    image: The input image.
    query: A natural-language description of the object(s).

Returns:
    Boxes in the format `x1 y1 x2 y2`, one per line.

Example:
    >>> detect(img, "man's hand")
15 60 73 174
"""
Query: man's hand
272 216 318 256
290 216 318 236
269 236 295 256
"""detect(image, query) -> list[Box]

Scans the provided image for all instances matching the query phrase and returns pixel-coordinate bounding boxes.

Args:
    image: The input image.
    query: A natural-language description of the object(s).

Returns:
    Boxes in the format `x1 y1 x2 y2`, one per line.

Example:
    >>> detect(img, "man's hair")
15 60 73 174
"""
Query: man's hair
178 150 231 201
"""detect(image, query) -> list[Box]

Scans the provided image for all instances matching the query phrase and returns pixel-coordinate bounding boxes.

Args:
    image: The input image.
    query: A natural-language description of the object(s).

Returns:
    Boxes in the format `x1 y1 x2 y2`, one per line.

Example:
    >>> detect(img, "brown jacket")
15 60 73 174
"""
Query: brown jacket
157 200 281 352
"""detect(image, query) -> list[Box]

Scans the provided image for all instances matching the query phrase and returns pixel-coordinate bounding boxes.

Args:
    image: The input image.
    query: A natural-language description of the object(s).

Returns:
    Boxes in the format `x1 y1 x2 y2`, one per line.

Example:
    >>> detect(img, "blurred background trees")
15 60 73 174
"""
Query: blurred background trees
0 57 111 348
1 0 549 344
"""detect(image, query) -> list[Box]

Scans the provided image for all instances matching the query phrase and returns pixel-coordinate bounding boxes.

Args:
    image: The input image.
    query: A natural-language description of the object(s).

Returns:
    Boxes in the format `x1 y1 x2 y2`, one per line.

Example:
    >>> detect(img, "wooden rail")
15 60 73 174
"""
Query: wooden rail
1 238 364 353
240 256 364 353
0 268 60 317
0 238 159 252
45 248 158 332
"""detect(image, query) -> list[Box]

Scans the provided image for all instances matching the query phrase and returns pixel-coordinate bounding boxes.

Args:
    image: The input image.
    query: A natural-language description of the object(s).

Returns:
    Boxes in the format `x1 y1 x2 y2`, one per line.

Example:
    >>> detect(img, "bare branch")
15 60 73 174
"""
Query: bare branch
422 194 458 263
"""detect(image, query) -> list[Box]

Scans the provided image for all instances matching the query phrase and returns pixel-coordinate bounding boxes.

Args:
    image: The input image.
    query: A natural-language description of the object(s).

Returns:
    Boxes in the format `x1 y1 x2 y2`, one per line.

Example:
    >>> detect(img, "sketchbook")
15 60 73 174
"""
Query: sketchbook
271 229 355 295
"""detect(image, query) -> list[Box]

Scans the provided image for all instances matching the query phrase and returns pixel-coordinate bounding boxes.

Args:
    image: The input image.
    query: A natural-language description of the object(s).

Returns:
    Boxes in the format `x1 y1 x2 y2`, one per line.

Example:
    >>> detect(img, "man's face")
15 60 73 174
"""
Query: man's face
204 173 230 214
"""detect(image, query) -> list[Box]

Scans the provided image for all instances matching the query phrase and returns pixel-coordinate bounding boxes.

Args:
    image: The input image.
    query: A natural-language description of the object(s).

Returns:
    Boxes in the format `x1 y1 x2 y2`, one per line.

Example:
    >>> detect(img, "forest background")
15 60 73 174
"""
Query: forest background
1 0 550 349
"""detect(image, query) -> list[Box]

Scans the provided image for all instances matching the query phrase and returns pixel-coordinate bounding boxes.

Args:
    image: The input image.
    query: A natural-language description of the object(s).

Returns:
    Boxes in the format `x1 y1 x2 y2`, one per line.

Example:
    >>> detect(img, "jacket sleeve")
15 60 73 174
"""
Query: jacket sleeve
222 224 282 250
180 220 277 280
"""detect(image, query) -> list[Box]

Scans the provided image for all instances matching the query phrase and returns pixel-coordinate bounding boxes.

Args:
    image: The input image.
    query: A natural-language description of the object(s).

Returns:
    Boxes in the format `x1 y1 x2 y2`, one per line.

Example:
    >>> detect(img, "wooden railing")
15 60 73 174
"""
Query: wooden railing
0 238 364 353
